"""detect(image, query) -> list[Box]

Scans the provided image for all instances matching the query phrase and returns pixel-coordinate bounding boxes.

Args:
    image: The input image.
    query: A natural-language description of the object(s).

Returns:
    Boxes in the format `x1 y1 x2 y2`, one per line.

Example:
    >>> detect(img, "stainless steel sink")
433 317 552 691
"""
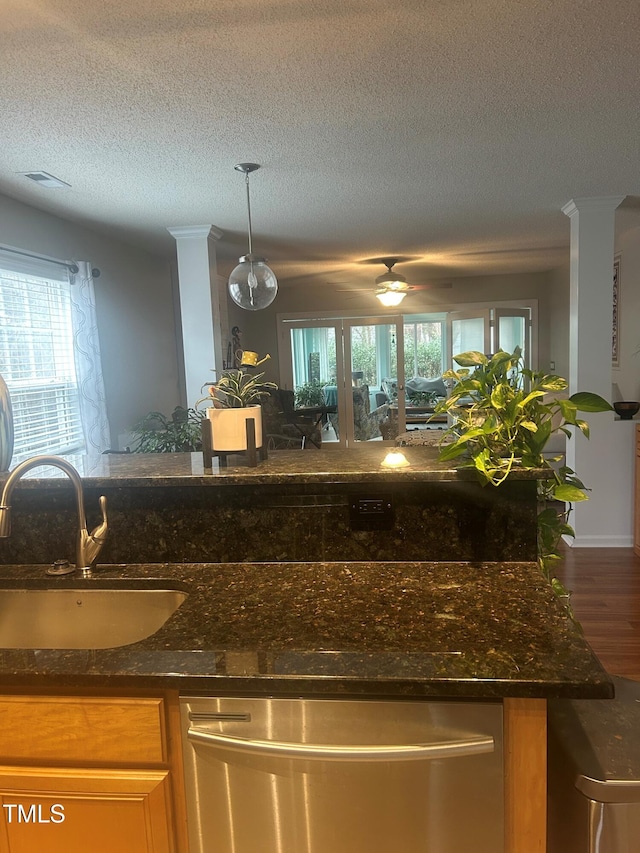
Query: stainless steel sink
0 587 188 649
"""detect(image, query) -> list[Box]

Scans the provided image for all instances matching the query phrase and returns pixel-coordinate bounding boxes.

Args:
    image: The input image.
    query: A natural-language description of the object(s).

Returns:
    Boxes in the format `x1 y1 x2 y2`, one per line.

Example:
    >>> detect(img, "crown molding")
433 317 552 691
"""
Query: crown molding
167 225 224 241
562 196 627 218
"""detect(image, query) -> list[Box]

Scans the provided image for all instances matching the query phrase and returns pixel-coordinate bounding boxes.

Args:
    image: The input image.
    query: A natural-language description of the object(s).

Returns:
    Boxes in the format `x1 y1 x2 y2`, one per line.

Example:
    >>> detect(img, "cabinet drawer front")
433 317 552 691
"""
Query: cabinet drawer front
0 766 174 853
0 696 167 765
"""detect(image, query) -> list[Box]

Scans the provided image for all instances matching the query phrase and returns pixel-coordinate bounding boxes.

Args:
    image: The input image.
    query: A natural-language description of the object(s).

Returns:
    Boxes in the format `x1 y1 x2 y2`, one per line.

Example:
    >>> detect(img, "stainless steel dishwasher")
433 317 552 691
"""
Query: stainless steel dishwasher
180 696 504 853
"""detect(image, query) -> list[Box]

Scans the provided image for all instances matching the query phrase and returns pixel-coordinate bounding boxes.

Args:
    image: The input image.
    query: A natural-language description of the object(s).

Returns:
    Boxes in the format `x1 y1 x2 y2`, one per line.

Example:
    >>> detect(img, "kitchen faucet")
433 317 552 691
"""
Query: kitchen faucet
0 455 108 577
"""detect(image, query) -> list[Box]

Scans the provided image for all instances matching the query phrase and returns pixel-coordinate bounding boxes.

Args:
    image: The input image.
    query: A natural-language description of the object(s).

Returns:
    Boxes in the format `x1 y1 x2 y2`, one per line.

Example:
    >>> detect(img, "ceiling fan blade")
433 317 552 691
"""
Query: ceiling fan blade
409 281 453 290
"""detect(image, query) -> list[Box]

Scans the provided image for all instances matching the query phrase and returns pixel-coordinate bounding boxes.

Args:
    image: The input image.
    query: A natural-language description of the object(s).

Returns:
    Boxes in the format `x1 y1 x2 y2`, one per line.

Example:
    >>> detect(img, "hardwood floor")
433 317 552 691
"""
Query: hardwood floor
555 544 640 680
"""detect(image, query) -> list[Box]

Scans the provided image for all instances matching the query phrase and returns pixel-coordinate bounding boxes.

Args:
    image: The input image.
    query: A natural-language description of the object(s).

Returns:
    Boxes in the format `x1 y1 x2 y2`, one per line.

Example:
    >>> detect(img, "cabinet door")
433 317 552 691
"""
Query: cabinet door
0 766 175 853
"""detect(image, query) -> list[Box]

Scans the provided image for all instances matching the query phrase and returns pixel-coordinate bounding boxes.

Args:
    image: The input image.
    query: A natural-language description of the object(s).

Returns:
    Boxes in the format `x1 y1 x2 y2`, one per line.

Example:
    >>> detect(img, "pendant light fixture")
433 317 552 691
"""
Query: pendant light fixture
228 163 278 311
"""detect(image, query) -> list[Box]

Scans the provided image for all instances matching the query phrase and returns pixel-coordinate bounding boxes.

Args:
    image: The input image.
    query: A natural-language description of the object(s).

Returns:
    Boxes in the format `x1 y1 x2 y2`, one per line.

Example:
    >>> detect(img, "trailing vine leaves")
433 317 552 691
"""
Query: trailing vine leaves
434 348 613 597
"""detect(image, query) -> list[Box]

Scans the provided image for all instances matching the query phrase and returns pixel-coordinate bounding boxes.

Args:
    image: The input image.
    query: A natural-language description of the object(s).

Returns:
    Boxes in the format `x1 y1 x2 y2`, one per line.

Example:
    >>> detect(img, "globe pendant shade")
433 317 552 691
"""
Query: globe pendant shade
228 256 278 311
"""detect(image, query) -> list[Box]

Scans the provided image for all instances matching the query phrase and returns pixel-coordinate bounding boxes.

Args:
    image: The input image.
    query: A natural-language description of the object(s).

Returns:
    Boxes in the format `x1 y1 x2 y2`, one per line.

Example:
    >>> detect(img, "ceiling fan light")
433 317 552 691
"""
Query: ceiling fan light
375 271 407 287
376 290 406 307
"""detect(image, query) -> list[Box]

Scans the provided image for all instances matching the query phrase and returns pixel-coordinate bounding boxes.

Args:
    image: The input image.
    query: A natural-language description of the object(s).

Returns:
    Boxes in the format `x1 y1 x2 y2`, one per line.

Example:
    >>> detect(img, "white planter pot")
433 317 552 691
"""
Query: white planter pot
207 405 263 451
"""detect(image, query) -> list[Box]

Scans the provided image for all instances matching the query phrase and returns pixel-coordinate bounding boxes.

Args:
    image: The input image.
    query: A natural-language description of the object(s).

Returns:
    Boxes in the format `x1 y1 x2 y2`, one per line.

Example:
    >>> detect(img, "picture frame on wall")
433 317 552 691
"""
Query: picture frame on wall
612 254 621 367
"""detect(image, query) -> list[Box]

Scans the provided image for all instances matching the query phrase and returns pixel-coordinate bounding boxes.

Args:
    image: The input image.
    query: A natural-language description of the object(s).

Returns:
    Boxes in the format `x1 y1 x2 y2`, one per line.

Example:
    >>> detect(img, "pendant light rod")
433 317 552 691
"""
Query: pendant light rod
228 162 278 311
234 163 260 258
245 172 253 256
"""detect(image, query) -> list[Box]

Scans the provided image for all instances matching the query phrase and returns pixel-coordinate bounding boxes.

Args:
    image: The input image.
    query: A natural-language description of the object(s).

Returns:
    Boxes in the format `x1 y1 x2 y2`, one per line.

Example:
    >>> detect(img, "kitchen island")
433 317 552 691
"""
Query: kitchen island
1 447 541 564
0 558 612 853
0 448 614 852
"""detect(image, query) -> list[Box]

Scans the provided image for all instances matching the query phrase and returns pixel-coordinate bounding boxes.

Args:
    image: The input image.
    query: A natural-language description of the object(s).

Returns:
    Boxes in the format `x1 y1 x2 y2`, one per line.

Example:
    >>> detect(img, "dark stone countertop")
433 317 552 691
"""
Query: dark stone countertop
549 677 640 797
0 561 613 700
2 448 551 489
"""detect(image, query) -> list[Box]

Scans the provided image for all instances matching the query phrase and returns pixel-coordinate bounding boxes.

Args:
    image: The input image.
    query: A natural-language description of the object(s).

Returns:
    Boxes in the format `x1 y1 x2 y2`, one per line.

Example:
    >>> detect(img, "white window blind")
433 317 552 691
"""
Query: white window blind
0 256 85 464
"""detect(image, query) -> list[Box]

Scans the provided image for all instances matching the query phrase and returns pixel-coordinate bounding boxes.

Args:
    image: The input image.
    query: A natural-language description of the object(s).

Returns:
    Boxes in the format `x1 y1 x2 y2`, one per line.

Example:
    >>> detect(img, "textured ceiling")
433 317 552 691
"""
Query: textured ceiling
1 0 639 290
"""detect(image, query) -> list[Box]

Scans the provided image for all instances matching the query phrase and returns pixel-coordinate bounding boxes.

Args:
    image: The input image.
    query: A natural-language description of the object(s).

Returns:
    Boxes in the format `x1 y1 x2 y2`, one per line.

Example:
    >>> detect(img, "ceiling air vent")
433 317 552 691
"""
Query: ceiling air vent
19 171 71 189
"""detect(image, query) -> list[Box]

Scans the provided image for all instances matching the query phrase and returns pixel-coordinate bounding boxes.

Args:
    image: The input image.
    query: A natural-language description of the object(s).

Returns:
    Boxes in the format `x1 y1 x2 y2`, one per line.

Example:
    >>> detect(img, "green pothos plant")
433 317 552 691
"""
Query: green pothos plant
434 348 613 599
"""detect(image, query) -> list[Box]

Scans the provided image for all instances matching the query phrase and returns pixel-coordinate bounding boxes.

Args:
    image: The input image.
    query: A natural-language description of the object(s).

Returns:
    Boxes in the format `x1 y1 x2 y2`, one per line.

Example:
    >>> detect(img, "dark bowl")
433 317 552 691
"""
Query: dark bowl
613 401 640 420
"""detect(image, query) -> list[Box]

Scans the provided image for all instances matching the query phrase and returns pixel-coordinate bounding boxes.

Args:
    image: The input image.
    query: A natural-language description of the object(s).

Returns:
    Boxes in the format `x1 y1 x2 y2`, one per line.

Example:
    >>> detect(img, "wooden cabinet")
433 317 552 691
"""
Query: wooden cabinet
504 698 547 853
0 692 188 853
0 767 173 853
635 424 640 557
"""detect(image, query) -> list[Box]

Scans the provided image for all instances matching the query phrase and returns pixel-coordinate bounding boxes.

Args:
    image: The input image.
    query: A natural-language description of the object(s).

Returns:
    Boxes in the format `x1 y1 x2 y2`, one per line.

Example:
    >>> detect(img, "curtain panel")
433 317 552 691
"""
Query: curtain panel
69 260 110 454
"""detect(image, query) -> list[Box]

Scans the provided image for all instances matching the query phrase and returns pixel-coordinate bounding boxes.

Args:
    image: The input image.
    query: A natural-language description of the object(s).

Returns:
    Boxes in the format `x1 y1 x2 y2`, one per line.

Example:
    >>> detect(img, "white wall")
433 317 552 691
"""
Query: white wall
614 208 640 401
0 193 181 447
547 263 570 380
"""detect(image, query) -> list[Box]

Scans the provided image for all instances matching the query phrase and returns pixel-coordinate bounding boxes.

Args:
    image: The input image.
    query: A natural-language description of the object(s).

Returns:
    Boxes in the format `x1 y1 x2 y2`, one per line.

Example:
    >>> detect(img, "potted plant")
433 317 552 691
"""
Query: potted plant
434 348 613 599
198 368 277 452
407 388 439 407
131 406 204 452
294 380 327 409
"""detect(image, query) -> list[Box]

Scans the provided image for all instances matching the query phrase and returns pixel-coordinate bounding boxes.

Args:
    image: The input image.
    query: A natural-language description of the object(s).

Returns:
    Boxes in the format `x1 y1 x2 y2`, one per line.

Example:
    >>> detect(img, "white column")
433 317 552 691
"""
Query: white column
167 225 228 409
562 196 629 546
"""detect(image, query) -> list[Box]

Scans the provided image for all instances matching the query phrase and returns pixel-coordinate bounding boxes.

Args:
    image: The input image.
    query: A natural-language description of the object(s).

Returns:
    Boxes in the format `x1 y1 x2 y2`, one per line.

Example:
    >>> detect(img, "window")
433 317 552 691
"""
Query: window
0 251 108 465
403 317 445 379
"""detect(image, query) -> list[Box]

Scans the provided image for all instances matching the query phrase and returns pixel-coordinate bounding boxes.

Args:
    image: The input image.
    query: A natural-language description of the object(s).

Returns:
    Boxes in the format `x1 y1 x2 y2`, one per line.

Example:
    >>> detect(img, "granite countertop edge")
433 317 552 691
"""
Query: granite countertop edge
0 561 613 700
1 449 553 489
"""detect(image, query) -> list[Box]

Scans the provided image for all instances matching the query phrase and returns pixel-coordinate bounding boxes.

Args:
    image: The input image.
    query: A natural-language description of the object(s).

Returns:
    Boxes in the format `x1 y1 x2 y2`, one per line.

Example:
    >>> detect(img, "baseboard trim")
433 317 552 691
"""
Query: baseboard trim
562 534 634 548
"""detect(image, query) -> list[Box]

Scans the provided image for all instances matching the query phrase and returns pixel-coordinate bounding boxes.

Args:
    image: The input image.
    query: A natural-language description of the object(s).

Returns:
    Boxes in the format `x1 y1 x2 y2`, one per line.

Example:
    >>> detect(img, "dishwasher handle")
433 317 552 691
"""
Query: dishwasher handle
187 727 494 762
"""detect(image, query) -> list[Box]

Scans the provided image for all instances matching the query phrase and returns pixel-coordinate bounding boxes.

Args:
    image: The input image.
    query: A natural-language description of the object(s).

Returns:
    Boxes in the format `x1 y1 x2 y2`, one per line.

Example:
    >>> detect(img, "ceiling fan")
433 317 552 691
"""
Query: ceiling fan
373 258 413 306
338 257 452 305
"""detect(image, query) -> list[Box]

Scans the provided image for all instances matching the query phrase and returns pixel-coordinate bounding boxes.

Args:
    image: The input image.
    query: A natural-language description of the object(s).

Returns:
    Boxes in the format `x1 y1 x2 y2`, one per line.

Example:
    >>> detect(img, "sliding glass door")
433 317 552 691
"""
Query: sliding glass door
343 317 405 445
280 304 533 447
290 325 339 390
448 310 491 362
284 320 343 445
447 308 531 369
282 316 405 447
495 308 530 367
